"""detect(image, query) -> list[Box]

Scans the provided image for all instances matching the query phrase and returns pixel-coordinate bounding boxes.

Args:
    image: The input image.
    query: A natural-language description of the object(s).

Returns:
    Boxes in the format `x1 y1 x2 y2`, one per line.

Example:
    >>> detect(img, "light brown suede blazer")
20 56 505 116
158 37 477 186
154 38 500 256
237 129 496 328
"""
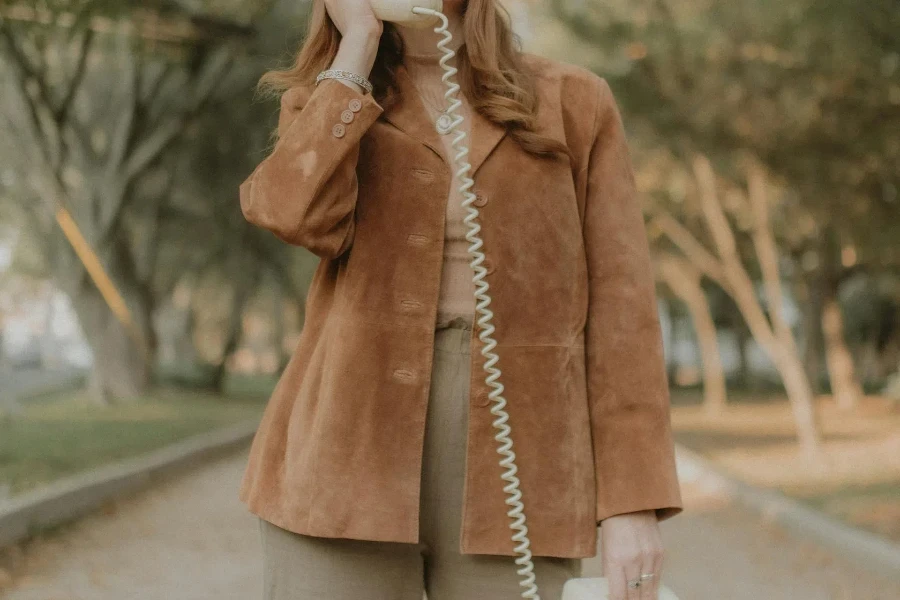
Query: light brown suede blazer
237 51 683 559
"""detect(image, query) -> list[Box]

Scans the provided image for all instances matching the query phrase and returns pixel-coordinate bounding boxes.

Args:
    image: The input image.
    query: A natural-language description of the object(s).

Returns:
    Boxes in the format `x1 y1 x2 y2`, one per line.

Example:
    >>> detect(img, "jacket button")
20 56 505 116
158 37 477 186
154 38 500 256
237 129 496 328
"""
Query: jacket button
348 98 363 112
341 109 355 124
332 123 346 138
473 192 488 207
482 257 496 274
473 389 491 407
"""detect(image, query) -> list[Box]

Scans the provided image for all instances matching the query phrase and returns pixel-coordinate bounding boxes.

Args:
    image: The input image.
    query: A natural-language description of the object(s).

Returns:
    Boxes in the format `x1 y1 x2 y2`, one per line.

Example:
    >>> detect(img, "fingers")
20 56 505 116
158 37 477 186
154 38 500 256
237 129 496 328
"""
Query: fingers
639 552 661 600
624 561 642 600
639 525 665 600
646 544 665 599
606 565 628 600
604 548 642 600
601 512 666 600
609 539 665 600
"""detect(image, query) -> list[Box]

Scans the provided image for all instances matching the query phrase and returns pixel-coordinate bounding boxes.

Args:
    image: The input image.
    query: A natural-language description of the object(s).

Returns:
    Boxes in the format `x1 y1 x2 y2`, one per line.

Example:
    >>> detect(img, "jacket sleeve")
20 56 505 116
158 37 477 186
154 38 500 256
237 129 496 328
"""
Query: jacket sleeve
580 76 683 524
239 78 384 258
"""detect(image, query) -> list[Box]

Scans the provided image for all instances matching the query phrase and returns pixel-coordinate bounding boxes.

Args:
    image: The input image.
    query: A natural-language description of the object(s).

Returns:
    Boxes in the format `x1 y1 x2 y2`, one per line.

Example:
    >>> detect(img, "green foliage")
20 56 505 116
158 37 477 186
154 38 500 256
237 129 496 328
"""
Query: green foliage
550 0 900 391
552 0 900 264
6 0 270 23
0 0 311 393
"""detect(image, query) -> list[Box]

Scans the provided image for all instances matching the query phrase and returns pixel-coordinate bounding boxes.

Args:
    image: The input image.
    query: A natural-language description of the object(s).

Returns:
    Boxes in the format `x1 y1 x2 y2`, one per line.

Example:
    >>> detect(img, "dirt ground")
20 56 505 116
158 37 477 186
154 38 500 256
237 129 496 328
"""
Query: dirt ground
671 393 900 543
2 447 899 600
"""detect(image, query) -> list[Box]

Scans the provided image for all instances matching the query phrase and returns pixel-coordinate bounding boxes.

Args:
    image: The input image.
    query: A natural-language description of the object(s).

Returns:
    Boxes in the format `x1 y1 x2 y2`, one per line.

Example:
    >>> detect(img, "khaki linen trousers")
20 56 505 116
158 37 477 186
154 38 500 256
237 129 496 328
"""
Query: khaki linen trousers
257 317 583 599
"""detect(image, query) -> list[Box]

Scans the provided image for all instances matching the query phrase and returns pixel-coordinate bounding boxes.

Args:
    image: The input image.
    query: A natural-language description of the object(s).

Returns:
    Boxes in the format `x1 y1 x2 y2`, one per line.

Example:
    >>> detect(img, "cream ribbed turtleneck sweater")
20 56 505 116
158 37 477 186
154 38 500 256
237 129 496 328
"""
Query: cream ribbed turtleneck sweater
403 50 476 329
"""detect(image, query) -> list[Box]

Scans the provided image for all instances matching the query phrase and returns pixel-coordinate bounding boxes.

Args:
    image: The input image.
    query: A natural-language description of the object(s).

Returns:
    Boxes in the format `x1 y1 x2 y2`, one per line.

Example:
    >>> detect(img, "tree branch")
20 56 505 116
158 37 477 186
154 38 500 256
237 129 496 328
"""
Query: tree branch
55 28 94 128
650 210 729 289
0 25 57 174
746 159 794 346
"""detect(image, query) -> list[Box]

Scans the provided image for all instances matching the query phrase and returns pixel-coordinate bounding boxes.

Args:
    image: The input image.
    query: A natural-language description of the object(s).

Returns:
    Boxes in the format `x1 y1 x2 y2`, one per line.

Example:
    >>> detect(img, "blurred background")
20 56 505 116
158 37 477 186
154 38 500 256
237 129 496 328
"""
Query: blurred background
0 0 898 598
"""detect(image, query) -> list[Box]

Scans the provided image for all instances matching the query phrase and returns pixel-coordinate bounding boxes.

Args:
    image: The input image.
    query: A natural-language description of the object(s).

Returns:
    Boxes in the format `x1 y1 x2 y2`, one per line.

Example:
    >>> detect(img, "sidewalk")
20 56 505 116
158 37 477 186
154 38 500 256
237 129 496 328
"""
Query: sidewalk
3 447 899 599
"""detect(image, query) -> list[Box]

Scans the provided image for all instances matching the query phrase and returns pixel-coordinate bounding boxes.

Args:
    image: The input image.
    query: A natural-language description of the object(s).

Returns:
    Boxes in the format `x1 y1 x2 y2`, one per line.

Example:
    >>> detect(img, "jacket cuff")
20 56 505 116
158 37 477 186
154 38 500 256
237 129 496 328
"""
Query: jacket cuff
593 401 684 525
278 78 383 153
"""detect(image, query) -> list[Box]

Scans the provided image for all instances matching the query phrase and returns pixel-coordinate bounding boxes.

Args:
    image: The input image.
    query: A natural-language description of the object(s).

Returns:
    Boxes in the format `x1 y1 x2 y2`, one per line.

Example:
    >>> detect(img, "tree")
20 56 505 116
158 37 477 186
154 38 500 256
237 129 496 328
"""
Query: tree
655 252 727 415
549 0 900 411
653 156 823 455
0 1 253 401
156 93 315 391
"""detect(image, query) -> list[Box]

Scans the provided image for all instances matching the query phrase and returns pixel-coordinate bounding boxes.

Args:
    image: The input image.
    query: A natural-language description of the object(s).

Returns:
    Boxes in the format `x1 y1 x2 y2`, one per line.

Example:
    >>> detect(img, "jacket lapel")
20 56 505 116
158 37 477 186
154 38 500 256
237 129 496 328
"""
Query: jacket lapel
381 63 508 177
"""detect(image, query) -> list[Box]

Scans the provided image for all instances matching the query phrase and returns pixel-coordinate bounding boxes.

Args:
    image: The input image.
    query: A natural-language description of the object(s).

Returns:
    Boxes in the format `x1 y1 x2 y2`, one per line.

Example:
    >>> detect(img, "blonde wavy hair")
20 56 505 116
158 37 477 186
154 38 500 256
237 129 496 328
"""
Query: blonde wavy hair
258 0 570 161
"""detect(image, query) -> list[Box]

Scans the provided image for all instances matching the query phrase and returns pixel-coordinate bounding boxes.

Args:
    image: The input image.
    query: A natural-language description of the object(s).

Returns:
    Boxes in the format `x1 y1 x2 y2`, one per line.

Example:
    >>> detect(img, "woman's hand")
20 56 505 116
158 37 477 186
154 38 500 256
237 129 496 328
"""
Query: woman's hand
600 509 665 600
325 0 383 91
325 0 383 39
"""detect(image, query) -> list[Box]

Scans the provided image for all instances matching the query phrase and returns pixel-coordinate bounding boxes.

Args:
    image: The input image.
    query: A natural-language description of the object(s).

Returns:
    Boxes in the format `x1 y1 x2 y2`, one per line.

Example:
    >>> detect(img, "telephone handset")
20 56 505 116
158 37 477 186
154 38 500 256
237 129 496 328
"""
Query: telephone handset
365 4 676 600
369 0 442 28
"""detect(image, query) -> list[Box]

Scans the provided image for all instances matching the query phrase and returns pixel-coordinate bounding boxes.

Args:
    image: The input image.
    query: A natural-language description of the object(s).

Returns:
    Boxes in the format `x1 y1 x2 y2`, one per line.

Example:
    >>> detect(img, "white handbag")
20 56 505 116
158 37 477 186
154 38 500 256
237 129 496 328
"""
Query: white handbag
373 3 683 598
563 577 680 600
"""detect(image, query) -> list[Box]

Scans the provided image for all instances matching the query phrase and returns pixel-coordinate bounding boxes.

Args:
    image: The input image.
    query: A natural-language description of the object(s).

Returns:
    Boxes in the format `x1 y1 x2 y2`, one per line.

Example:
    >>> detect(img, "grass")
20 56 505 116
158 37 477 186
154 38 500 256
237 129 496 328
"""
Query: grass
0 379 274 498
670 390 900 543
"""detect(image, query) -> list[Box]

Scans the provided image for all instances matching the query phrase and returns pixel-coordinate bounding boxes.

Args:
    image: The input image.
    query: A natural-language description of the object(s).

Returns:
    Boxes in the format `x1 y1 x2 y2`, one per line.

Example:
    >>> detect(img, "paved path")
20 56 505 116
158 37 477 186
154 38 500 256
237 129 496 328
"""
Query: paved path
3 447 899 600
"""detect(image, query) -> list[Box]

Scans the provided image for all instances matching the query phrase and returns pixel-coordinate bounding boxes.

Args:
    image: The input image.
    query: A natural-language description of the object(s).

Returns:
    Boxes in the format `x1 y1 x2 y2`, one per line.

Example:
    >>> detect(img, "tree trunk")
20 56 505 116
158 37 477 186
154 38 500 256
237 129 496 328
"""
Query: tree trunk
734 312 752 390
772 342 823 454
657 156 823 456
728 159 822 454
822 298 863 410
817 229 863 410
658 255 727 415
70 278 153 403
56 232 156 404
797 273 825 392
210 271 258 393
728 281 823 457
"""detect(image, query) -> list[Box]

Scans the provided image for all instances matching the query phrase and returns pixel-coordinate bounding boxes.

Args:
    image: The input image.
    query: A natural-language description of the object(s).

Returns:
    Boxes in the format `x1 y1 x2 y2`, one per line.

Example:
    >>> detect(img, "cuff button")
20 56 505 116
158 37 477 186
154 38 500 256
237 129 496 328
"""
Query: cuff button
341 109 355 124
332 123 346 138
348 98 363 112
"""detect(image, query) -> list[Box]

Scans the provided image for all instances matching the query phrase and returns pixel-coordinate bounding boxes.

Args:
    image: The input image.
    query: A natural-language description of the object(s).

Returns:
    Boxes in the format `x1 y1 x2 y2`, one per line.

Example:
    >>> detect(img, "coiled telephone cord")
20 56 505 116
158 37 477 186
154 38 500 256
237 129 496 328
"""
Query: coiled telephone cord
411 7 541 600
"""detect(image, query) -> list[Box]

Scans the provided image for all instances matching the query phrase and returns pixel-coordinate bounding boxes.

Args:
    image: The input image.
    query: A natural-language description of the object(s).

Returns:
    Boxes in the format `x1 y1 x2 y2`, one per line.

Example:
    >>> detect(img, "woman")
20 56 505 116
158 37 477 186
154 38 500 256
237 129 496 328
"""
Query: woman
238 0 684 599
